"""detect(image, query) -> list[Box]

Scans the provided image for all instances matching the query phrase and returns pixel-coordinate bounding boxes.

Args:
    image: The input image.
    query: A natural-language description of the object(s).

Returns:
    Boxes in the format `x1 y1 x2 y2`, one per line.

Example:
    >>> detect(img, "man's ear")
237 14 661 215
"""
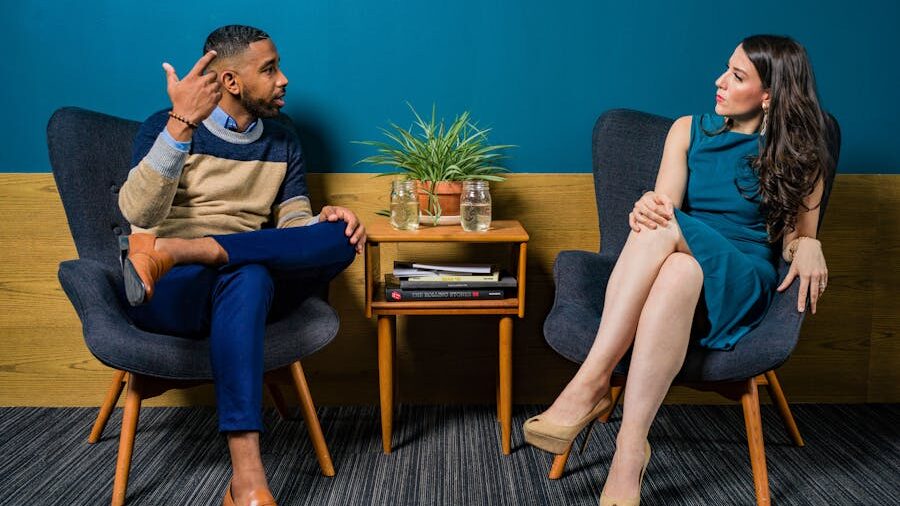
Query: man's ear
221 70 241 95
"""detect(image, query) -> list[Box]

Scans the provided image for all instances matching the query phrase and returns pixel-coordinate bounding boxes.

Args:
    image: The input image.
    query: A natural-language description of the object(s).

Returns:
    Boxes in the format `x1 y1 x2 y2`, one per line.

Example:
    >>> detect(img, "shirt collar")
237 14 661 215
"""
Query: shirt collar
210 106 258 133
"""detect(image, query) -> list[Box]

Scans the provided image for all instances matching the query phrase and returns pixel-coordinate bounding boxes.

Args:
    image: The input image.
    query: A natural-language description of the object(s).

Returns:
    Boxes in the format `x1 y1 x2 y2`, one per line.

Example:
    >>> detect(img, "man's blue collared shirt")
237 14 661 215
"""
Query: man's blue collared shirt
161 107 259 152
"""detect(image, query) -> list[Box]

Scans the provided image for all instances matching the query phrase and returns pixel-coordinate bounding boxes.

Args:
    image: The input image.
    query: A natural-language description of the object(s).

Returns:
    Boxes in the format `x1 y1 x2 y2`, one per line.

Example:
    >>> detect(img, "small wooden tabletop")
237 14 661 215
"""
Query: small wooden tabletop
366 219 529 243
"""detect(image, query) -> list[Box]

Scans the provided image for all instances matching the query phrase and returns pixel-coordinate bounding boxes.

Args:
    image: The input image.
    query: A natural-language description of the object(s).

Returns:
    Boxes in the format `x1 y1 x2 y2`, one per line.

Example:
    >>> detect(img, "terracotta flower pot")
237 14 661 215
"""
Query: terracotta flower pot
416 180 462 218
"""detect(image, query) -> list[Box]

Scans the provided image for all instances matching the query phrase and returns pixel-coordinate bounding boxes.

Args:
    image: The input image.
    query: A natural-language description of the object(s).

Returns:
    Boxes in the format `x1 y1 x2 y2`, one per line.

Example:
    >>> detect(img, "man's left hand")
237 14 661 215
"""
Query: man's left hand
319 205 366 254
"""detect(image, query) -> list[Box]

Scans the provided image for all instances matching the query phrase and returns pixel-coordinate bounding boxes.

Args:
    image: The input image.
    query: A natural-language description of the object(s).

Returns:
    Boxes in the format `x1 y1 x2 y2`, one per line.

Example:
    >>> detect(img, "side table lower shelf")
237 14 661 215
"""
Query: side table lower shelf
372 287 520 314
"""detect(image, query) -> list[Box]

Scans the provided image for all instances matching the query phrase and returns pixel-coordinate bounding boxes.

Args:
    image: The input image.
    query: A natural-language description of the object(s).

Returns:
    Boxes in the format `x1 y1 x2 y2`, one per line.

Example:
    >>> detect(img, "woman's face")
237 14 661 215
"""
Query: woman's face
715 44 769 120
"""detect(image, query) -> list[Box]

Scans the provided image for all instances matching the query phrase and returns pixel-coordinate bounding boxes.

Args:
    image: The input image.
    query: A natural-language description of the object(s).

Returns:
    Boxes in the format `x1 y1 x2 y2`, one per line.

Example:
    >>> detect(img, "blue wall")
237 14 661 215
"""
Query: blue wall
3 0 898 173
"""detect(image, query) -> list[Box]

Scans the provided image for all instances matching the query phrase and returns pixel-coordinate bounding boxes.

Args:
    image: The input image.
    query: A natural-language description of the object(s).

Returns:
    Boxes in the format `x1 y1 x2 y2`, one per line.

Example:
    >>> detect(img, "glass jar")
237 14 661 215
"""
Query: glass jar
390 178 419 230
460 180 492 232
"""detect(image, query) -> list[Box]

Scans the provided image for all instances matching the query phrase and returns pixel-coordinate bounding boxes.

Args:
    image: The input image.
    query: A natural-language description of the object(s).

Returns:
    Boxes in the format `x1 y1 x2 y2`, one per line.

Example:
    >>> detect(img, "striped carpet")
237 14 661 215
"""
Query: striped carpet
0 404 897 505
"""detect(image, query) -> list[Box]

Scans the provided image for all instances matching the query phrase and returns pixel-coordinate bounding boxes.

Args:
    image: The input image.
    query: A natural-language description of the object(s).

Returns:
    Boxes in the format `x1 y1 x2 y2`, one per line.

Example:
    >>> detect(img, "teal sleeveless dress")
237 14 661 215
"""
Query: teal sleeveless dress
673 114 778 350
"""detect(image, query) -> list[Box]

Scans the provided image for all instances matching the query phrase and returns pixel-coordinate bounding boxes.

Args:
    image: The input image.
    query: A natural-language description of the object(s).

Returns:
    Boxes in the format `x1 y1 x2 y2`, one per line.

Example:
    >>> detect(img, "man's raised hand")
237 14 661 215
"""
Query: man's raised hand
162 50 222 128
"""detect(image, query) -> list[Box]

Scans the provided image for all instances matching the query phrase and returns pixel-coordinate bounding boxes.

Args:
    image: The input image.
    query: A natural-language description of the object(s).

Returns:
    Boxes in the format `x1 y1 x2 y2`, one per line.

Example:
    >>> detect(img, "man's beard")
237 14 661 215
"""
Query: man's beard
241 93 280 119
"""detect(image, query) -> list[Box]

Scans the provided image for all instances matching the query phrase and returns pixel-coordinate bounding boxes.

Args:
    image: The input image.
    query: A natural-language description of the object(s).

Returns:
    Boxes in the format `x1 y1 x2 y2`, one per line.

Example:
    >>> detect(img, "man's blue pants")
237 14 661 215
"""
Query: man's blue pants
127 221 355 432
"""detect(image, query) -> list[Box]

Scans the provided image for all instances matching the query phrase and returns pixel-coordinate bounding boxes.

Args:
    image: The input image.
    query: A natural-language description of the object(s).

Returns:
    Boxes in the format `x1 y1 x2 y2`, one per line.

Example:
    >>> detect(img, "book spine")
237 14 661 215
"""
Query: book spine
399 279 516 289
409 263 494 274
401 274 499 283
385 287 505 301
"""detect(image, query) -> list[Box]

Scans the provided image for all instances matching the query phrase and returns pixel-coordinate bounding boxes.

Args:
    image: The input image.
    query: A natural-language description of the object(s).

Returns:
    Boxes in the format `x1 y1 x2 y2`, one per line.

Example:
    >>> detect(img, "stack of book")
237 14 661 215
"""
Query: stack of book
384 262 517 301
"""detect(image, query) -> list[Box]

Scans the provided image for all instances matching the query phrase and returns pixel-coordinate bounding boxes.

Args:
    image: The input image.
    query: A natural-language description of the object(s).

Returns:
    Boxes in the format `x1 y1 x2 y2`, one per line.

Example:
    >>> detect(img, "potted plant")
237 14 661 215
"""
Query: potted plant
356 104 513 225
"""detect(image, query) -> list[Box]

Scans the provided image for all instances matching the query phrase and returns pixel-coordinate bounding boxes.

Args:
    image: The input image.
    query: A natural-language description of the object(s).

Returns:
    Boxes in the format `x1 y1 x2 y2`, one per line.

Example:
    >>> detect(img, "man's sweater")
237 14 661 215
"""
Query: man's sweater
119 109 315 238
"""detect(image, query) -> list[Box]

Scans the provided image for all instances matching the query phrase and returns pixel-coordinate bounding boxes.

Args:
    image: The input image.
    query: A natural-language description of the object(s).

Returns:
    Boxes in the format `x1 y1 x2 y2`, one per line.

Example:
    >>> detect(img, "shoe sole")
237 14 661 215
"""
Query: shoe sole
123 259 147 306
523 428 572 455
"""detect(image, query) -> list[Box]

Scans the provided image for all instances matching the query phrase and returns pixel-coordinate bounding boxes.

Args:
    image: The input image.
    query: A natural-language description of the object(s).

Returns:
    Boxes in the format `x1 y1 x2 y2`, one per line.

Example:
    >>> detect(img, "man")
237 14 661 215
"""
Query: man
119 25 365 506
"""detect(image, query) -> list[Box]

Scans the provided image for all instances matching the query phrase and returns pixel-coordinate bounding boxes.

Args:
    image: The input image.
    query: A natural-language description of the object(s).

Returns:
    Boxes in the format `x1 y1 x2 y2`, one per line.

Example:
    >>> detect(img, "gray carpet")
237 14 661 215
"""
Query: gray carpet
0 404 898 505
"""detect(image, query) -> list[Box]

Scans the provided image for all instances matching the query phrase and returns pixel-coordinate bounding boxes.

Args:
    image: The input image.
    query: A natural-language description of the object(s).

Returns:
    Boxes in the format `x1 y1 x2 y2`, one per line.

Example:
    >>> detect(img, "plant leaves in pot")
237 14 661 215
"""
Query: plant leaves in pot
355 103 513 226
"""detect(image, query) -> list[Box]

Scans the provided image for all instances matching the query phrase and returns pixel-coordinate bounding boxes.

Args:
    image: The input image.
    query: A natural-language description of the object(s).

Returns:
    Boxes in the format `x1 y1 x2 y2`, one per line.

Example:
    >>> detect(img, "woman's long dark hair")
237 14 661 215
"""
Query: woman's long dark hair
740 35 831 241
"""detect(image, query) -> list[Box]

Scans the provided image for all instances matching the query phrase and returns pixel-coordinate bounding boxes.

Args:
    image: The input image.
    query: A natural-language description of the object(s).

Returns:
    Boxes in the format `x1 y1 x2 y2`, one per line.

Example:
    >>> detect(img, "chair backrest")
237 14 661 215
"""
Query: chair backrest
591 109 841 258
48 107 139 267
591 109 673 259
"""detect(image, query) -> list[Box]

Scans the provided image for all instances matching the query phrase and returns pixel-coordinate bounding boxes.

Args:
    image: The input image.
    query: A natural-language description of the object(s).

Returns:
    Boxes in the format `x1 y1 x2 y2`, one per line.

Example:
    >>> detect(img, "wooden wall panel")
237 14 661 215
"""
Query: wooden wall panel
866 177 900 402
0 173 896 407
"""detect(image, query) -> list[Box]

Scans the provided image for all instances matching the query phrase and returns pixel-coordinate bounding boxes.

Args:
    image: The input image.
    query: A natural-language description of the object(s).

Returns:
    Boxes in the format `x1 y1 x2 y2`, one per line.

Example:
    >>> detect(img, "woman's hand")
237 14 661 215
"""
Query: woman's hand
629 191 674 232
777 238 828 313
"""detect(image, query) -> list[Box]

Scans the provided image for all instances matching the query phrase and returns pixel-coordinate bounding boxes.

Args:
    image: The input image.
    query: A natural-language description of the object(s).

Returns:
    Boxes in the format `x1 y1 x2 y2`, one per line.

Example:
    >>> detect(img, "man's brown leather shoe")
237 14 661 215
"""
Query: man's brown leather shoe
222 479 277 506
121 233 174 306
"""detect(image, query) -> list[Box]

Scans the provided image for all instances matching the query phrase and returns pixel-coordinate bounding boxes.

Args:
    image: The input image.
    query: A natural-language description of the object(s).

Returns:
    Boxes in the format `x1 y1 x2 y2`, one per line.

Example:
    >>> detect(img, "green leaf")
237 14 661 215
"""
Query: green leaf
354 103 514 183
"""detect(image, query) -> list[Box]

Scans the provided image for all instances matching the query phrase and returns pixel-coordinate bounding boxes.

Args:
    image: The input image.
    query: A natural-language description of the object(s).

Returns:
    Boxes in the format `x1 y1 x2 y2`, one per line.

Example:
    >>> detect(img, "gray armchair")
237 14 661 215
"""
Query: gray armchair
542 109 840 506
48 107 339 506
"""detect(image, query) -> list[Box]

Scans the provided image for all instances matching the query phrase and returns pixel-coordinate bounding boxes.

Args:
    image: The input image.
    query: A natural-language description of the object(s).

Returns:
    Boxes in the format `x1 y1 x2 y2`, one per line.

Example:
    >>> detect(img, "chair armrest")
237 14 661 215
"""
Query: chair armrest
682 260 807 382
737 260 806 362
551 250 616 315
58 259 131 330
542 250 616 364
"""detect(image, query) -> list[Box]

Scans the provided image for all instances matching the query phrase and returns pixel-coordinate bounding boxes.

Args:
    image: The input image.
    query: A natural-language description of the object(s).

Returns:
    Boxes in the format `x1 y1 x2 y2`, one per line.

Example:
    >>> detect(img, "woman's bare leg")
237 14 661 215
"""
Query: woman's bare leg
602 252 703 499
541 221 690 425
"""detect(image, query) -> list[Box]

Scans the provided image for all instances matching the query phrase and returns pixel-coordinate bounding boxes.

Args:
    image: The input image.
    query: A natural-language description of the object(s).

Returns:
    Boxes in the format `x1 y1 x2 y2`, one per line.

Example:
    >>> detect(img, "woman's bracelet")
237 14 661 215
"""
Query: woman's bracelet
783 236 820 262
167 111 199 129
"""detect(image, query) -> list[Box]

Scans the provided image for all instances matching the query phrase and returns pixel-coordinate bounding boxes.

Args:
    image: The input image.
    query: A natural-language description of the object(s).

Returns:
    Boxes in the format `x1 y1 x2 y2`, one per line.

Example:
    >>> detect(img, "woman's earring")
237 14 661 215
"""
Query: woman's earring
760 103 769 136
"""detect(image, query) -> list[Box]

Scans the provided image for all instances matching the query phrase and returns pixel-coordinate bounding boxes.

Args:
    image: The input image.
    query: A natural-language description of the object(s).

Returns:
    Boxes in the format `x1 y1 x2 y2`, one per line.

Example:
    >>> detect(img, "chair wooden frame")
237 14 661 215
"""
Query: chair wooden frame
545 369 803 506
89 362 334 506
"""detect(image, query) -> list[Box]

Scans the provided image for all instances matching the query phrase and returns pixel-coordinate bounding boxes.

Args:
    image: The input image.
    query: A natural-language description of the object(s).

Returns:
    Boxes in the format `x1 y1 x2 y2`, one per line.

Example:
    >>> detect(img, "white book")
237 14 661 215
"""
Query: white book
409 262 494 274
392 267 445 277
400 271 501 282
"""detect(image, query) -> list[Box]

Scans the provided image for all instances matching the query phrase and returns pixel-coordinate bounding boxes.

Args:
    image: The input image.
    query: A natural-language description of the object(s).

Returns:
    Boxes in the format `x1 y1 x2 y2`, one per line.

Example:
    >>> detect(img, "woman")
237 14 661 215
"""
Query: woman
523 35 831 505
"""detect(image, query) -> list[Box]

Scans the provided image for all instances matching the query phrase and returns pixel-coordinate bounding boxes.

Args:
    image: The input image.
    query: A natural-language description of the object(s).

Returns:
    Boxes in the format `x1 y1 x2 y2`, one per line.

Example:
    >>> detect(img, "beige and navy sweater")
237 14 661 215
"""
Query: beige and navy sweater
119 109 316 238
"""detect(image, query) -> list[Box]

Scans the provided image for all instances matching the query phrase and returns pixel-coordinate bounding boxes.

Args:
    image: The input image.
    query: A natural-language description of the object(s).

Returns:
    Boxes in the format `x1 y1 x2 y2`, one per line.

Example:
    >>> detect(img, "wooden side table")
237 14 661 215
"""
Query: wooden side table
365 219 529 455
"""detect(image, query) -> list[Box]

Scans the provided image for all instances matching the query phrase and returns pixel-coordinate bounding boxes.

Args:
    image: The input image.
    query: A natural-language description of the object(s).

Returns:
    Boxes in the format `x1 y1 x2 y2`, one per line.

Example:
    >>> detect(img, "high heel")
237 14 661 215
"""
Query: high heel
599 440 652 506
522 391 613 455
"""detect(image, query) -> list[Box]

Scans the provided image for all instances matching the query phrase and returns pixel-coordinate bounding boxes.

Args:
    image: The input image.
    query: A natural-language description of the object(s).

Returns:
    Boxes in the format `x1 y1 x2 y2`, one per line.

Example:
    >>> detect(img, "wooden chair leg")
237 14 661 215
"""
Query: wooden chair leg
549 449 572 480
763 370 804 447
112 373 142 506
266 382 292 420
90 370 128 444
601 385 624 423
547 383 625 480
740 377 771 506
290 361 335 477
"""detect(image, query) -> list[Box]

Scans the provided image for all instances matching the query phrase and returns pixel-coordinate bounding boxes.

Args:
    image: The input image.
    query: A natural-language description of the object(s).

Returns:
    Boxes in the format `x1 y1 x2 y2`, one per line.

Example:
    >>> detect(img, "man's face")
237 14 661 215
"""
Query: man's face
232 39 288 118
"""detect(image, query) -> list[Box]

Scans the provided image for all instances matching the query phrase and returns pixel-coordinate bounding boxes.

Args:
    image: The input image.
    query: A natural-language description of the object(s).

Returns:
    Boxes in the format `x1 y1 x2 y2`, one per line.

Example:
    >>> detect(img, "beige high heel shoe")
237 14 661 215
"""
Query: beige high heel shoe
522 391 613 455
599 440 652 506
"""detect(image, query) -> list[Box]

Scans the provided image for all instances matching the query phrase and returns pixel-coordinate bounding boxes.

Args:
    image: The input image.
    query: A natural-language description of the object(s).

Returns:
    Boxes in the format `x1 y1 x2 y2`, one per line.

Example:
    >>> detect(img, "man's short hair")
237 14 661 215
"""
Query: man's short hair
203 25 270 59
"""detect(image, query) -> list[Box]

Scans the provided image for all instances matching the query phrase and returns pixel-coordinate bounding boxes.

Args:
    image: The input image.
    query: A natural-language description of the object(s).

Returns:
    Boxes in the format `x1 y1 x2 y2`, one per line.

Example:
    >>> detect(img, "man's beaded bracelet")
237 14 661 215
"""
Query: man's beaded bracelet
167 111 199 129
